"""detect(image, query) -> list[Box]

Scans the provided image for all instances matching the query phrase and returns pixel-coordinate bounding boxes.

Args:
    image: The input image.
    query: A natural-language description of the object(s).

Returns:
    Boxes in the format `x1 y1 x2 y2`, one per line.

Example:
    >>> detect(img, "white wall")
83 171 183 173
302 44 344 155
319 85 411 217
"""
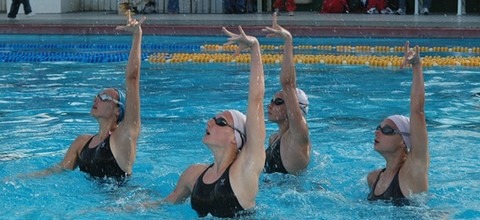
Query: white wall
6 0 80 13
81 0 117 11
0 0 6 12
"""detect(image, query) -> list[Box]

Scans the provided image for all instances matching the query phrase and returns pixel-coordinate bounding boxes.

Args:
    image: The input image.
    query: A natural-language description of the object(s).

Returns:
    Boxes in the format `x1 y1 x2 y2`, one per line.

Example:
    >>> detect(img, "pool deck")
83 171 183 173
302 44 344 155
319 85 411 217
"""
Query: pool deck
0 11 479 38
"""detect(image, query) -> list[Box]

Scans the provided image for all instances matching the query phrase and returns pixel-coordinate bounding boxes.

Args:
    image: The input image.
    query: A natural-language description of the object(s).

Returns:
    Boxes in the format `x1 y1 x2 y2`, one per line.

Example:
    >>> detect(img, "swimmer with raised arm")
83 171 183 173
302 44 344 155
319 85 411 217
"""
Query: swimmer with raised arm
367 41 429 206
159 26 266 218
28 12 144 179
262 13 311 175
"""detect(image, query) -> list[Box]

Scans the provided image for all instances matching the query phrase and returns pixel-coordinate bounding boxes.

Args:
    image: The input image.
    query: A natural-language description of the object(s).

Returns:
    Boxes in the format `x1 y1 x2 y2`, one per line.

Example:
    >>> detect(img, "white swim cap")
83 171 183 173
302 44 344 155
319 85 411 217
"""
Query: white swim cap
296 88 309 115
387 115 411 152
227 110 246 149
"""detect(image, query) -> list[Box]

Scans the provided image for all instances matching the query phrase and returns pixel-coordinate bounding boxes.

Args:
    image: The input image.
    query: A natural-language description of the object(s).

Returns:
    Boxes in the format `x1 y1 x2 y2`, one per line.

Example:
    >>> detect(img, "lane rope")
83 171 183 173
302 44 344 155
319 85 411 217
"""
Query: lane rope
2 43 480 66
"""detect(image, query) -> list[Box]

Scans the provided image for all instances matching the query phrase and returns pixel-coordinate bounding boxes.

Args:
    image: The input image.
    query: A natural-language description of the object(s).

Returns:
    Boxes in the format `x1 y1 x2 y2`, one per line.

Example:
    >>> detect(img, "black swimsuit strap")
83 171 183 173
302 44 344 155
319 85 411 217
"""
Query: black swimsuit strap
80 135 95 154
371 168 386 192
199 164 214 179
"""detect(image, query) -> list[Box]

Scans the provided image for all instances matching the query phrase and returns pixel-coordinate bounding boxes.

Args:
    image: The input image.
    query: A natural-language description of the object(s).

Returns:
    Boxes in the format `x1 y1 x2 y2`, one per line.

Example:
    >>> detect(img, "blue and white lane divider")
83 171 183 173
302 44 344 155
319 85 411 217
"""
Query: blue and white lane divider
0 44 202 63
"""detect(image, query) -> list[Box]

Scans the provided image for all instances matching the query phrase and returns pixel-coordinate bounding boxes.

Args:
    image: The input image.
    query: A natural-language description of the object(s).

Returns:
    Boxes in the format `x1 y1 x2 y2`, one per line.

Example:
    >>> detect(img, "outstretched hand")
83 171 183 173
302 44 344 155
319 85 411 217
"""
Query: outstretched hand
401 41 421 69
116 10 146 34
262 12 292 39
222 26 258 57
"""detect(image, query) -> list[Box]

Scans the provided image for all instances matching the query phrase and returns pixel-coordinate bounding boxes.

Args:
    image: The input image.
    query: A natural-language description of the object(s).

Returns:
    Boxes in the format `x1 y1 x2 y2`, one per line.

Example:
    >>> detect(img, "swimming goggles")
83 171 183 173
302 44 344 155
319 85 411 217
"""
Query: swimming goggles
212 117 246 147
270 98 285 105
96 93 123 106
376 125 410 136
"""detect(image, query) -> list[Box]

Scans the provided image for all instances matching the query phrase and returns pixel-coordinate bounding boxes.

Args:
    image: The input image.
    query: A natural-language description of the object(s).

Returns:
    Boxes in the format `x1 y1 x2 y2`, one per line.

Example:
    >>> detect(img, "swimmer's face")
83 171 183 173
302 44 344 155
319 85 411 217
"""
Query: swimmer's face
268 92 287 122
373 119 406 153
203 111 236 148
91 89 120 121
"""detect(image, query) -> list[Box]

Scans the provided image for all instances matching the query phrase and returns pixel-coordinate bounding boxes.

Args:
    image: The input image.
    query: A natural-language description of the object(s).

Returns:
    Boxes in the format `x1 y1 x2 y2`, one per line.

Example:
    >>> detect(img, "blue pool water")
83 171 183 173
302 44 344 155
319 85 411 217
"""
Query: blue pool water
0 35 479 219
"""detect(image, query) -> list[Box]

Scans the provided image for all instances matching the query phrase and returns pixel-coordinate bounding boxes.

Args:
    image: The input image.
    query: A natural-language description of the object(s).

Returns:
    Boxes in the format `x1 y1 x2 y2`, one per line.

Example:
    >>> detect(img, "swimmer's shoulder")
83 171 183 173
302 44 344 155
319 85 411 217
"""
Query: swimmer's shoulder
69 134 94 151
181 164 210 183
170 163 209 194
367 169 383 187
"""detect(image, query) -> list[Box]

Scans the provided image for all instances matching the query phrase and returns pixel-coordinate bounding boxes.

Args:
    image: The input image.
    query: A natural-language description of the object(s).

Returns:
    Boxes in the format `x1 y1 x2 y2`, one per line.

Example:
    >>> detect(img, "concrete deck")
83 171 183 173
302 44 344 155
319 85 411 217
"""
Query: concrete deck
1 11 479 38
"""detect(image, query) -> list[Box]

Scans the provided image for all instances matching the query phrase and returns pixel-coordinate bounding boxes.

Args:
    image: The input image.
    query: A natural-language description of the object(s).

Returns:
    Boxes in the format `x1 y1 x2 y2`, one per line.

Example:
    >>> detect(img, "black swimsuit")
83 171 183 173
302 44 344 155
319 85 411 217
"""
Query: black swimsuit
264 137 288 174
191 163 245 218
368 168 409 206
78 135 127 179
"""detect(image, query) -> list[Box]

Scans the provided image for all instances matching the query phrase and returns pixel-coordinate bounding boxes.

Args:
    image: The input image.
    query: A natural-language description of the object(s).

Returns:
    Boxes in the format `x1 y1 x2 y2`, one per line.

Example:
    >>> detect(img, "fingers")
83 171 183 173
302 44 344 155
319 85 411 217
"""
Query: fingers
233 49 241 57
399 41 423 68
223 26 247 38
261 27 271 34
222 27 240 44
262 27 281 38
116 15 144 33
273 12 278 27
263 26 277 33
223 26 255 55
138 16 147 25
223 39 236 46
237 25 246 37
404 41 409 57
265 33 276 38
222 27 234 36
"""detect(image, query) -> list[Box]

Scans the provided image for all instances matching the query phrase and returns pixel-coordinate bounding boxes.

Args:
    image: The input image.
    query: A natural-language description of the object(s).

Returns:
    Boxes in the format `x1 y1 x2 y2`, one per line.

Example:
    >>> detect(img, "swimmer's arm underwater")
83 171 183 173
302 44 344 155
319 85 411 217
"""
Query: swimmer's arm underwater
138 200 169 209
23 164 67 178
103 165 203 212
100 197 168 213
134 165 206 210
10 163 67 179
18 135 90 179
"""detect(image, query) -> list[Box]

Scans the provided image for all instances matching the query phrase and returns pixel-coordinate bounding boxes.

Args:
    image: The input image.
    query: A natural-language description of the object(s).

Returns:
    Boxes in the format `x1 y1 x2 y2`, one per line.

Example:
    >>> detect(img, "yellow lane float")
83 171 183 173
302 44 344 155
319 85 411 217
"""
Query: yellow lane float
201 44 480 54
148 52 480 67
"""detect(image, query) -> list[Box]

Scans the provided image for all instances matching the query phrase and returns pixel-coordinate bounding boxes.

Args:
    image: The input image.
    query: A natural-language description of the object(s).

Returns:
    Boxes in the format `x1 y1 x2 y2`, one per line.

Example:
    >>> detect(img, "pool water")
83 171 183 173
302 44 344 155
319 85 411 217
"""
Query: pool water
0 35 479 219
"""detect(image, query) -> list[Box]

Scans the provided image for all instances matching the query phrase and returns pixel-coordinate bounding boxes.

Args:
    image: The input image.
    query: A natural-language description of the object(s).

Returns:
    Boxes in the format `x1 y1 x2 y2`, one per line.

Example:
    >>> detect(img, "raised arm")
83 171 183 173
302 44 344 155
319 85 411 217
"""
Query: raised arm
110 12 146 174
262 13 309 142
222 26 266 177
401 41 429 193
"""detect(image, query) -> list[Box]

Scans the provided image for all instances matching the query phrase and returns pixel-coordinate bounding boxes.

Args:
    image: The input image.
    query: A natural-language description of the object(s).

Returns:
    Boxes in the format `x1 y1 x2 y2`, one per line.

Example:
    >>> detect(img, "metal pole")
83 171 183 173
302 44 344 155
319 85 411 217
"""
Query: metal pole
414 0 418 15
257 0 262 13
457 0 462 16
